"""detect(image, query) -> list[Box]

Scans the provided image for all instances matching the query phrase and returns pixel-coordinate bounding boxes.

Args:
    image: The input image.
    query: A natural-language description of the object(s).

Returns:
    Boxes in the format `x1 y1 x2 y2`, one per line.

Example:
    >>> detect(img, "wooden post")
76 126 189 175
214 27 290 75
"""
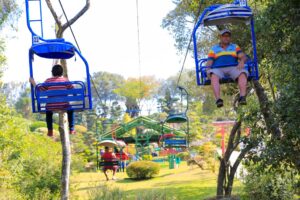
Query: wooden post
59 112 71 200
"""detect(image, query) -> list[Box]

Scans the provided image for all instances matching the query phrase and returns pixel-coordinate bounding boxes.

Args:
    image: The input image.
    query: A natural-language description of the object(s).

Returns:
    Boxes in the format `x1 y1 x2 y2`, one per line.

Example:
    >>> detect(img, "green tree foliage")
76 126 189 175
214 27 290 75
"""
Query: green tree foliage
0 0 20 84
114 76 159 118
29 120 58 132
0 95 61 199
162 0 227 52
241 164 296 200
0 0 20 30
91 71 124 119
0 81 27 106
14 88 33 119
251 0 300 171
0 40 6 84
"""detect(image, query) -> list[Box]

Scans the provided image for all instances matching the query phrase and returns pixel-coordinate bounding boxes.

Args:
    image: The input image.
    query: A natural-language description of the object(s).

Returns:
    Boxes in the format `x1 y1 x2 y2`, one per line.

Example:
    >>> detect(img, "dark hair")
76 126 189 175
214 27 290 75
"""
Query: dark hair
51 64 63 76
105 146 109 150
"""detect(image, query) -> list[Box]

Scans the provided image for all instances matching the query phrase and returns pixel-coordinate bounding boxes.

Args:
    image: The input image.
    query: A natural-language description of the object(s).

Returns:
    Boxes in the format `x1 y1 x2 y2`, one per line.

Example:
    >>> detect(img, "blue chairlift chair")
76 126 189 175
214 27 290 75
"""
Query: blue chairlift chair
25 0 92 113
193 0 259 86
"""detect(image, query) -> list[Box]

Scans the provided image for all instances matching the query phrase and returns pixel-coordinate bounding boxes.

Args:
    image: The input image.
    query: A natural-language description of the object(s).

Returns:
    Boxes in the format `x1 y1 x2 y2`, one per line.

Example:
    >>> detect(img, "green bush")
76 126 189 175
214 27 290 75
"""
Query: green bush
0 97 62 199
74 125 87 134
30 121 58 132
30 121 47 131
242 165 295 200
126 161 160 180
14 138 62 199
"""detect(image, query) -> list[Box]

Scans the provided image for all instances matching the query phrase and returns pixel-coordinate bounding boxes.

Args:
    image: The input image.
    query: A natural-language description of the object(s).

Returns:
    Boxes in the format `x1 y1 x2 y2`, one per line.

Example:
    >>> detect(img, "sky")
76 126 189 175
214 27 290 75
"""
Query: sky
2 0 195 83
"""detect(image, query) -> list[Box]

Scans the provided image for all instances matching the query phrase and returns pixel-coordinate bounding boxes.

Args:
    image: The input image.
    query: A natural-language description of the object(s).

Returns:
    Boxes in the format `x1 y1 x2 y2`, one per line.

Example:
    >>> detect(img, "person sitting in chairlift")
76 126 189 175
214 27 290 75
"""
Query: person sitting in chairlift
101 146 118 181
206 29 248 107
29 64 75 137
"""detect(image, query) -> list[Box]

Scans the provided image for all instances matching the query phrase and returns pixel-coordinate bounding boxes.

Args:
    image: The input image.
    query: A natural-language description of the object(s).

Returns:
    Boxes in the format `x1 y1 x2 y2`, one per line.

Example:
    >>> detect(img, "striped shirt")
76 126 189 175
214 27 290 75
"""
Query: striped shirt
207 43 242 68
40 76 73 110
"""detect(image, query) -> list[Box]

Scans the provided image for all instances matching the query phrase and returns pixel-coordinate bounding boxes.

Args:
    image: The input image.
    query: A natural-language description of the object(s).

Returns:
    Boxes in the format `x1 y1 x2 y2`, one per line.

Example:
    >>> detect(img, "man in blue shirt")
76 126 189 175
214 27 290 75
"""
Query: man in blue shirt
206 29 248 107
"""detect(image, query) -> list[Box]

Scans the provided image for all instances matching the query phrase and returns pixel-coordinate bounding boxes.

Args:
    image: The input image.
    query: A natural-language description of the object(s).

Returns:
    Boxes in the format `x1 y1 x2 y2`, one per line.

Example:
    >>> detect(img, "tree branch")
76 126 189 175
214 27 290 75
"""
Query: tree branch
232 129 241 151
61 0 90 35
224 121 241 160
45 0 62 31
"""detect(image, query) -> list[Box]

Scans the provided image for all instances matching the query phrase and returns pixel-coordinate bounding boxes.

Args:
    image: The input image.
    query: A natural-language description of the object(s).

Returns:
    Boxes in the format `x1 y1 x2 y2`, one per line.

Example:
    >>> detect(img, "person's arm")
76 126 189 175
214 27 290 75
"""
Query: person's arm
236 45 246 70
206 48 215 70
206 60 214 68
29 78 37 87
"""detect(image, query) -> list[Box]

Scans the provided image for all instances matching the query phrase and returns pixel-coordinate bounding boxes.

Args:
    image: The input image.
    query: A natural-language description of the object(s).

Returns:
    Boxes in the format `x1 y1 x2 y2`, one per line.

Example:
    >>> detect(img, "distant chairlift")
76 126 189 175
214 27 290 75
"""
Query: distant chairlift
165 86 189 124
25 0 92 113
193 0 259 85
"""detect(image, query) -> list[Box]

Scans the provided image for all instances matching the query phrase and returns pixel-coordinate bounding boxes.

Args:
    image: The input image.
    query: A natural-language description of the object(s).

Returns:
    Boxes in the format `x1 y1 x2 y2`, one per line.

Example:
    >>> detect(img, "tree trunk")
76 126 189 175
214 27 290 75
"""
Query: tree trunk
216 121 241 199
253 80 281 138
216 158 226 198
44 2 90 199
216 80 282 198
59 112 71 200
224 144 253 196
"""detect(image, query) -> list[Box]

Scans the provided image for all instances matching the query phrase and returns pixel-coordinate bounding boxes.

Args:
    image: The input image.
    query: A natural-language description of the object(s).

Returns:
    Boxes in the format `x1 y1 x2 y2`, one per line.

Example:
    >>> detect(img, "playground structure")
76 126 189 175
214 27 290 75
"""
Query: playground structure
97 116 187 160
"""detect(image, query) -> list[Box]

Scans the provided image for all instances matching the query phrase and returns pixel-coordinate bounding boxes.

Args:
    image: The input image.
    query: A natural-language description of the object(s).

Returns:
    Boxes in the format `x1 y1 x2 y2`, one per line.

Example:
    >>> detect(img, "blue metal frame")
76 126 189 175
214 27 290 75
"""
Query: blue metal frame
193 0 259 86
25 0 92 113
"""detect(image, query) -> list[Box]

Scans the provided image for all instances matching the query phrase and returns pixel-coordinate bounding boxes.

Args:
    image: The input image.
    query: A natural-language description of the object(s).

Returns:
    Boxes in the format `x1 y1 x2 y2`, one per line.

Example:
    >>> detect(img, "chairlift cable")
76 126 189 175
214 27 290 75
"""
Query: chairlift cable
58 0 102 103
176 0 204 88
135 0 142 105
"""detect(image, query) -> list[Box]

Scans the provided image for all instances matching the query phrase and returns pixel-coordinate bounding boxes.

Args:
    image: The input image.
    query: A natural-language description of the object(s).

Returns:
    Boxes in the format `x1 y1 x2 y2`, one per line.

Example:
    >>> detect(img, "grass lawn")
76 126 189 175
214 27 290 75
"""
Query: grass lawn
71 162 243 200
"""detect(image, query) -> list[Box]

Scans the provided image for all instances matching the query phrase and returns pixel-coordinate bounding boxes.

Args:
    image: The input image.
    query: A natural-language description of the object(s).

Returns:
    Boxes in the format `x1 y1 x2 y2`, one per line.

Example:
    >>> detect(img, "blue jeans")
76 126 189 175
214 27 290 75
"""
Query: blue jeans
46 111 74 131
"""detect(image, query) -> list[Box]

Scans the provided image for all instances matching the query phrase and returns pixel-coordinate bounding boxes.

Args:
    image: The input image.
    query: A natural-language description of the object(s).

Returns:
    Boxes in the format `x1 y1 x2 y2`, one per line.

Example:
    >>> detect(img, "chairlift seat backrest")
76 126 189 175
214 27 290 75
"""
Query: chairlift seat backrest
35 81 87 112
99 160 119 167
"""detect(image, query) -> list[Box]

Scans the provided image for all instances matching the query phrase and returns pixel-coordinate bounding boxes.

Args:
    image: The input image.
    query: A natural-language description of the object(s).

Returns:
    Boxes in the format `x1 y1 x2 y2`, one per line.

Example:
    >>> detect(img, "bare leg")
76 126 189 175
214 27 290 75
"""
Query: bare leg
103 170 109 181
211 74 221 100
112 169 116 180
238 73 247 96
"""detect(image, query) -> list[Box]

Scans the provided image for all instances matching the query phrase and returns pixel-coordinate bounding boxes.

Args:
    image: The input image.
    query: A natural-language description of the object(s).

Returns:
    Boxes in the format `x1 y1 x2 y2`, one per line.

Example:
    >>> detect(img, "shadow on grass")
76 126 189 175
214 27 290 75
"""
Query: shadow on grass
115 173 173 183
116 177 158 183
77 185 100 191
